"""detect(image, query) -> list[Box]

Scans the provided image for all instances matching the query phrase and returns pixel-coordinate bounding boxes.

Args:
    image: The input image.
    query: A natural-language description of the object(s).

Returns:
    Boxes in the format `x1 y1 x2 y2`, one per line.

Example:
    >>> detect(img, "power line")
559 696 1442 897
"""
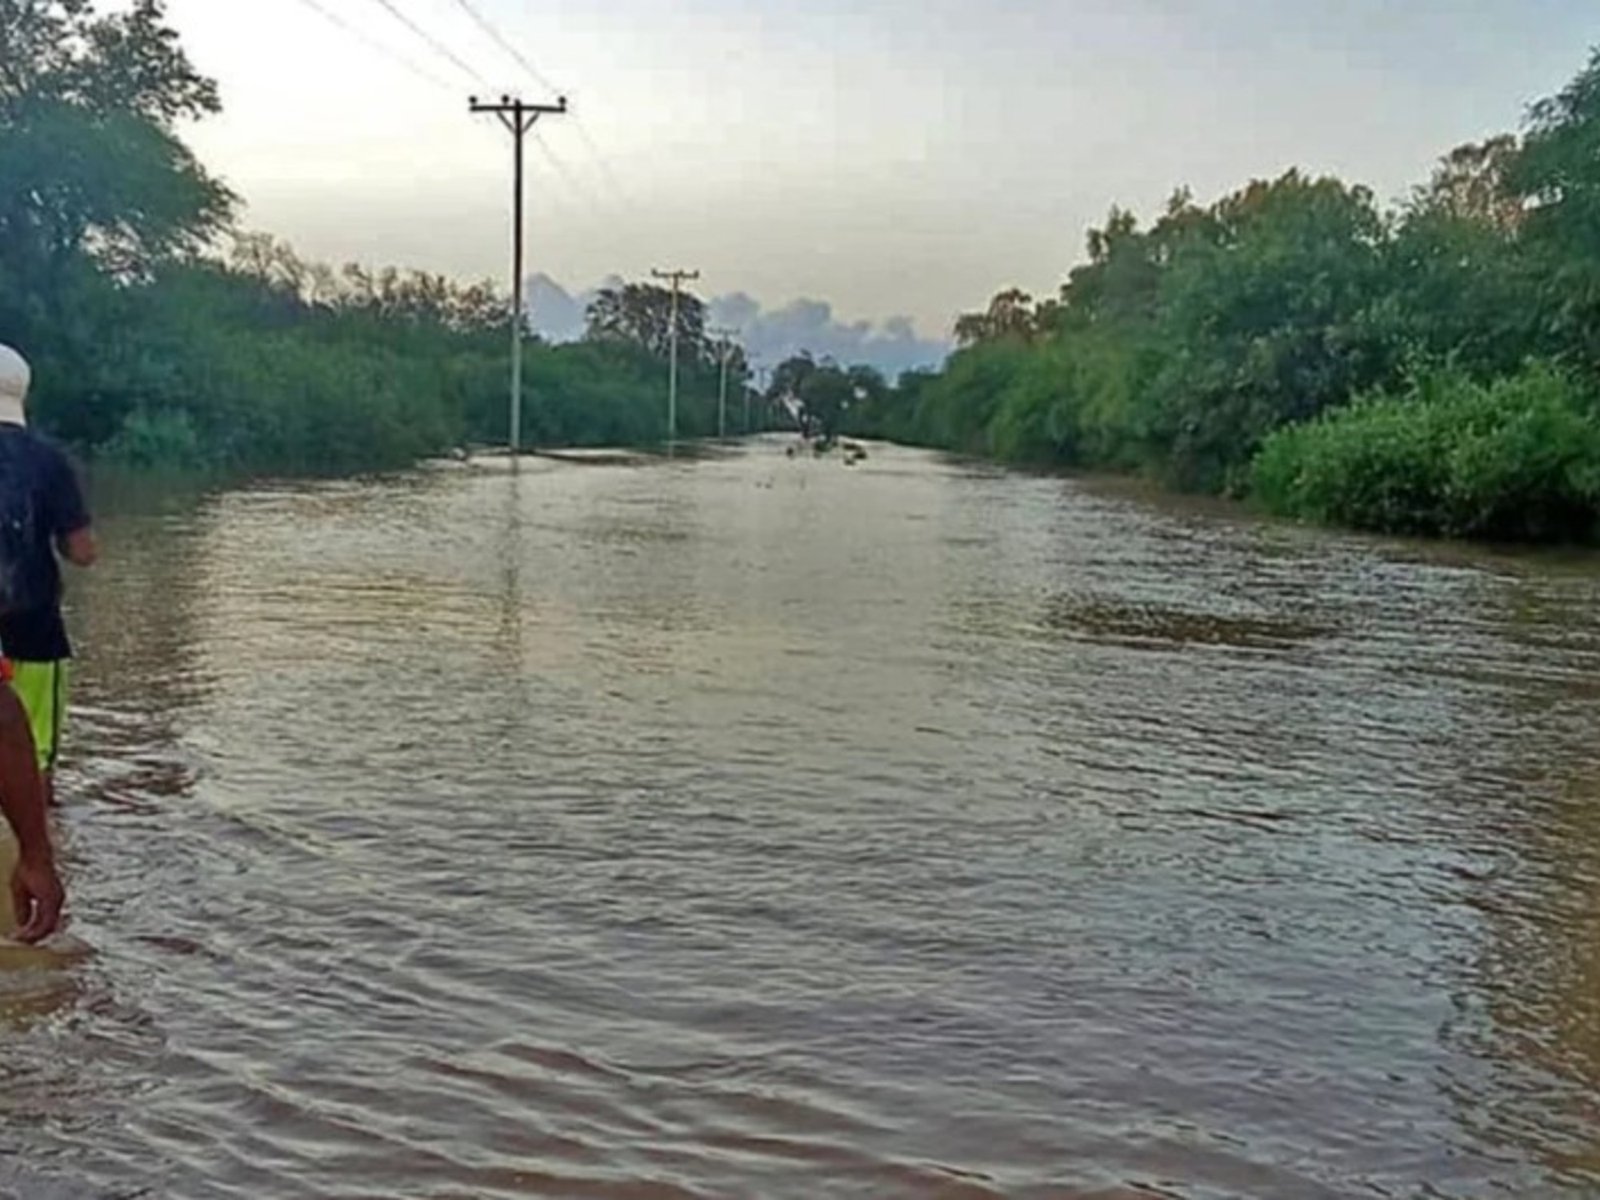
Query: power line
298 0 635 224
445 0 560 96
568 114 637 211
364 0 481 85
429 0 637 217
530 129 607 213
521 136 586 222
288 0 456 92
286 0 611 346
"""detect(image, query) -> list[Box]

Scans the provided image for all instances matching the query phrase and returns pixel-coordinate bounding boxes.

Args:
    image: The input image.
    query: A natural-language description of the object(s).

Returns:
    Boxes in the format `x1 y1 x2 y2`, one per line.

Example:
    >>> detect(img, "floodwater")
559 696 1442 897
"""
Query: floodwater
3 437 1600 1199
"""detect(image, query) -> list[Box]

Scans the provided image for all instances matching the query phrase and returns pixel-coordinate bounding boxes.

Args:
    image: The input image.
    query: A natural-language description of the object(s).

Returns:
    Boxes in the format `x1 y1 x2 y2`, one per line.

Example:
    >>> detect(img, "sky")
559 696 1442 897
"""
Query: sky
154 0 1598 368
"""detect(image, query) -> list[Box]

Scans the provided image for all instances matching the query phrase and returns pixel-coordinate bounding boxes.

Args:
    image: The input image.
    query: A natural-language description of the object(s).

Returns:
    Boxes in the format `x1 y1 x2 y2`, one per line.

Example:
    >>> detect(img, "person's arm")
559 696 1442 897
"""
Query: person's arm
45 442 94 568
59 525 97 567
0 687 62 942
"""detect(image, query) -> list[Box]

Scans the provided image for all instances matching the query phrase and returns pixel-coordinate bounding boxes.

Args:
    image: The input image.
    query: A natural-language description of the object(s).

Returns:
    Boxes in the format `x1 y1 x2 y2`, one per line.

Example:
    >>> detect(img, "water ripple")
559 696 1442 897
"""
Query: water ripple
2 441 1598 1197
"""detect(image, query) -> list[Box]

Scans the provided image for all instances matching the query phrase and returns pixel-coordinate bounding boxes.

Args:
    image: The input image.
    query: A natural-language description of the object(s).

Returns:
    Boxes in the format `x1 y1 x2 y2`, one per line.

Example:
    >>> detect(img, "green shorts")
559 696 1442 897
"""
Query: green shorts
8 660 67 772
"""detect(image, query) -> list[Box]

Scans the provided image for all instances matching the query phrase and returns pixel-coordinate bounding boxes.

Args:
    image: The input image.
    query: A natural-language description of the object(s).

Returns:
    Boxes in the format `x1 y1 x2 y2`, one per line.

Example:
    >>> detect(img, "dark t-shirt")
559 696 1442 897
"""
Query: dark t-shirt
0 425 90 662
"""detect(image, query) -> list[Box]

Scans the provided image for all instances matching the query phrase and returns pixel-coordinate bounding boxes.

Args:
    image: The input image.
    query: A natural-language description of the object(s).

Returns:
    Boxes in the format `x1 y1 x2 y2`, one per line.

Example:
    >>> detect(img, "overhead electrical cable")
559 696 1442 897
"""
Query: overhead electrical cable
363 0 482 85
445 0 561 95
287 0 456 92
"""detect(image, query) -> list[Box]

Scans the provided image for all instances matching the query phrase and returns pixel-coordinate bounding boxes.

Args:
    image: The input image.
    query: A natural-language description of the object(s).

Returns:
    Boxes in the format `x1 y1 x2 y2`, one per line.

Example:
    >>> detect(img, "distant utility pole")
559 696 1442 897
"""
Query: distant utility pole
751 365 770 434
471 93 567 459
710 326 739 439
651 267 700 444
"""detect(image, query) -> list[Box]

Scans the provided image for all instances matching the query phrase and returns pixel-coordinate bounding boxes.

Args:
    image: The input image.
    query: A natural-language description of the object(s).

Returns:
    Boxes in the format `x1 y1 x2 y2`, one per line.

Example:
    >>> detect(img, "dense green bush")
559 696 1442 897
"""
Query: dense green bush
911 340 1033 454
1253 364 1600 541
987 342 1082 462
101 408 211 472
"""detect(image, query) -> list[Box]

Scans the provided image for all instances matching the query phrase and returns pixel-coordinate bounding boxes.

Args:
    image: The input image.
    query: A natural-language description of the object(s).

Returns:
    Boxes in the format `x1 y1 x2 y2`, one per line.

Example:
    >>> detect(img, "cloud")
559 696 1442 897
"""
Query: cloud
525 276 950 379
708 293 951 379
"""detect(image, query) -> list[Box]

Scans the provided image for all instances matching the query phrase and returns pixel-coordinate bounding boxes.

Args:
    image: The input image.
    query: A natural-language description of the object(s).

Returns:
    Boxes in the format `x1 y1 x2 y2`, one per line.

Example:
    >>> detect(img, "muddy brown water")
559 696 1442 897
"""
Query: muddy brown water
2 438 1599 1199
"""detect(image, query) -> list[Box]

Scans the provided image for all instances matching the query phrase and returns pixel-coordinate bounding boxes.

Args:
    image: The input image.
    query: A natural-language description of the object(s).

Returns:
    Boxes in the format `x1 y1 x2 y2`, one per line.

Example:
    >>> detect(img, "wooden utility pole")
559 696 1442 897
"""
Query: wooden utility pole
710 326 739 439
651 268 699 444
471 94 567 458
751 365 769 434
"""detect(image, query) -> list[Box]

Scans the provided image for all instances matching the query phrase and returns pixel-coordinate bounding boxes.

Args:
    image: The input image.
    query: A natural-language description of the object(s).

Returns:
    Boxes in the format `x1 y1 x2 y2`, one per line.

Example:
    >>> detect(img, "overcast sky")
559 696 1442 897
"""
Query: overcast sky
159 0 1596 347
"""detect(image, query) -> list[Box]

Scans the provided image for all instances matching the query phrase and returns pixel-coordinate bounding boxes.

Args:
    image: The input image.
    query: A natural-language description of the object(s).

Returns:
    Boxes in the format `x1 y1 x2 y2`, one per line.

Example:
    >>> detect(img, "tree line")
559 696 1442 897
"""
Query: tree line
16 0 1599 546
842 49 1600 543
0 0 773 475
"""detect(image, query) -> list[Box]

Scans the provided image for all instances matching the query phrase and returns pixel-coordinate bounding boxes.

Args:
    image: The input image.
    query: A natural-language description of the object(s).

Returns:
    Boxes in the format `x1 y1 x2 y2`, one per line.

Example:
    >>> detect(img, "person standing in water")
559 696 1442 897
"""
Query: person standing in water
0 345 98 807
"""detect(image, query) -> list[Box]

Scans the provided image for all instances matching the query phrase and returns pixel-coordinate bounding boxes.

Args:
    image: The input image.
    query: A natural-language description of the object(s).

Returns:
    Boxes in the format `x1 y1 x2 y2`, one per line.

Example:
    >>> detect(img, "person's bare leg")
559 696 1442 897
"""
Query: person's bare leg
0 688 62 942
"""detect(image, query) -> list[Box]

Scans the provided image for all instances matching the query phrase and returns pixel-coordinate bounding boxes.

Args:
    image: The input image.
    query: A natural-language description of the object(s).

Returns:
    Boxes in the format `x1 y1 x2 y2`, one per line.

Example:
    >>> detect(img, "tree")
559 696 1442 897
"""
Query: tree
0 0 234 437
797 368 853 443
584 282 708 362
1388 140 1544 379
765 353 815 431
0 0 231 286
0 0 219 121
954 288 1039 347
1413 136 1524 232
1144 171 1396 490
765 354 884 443
1510 48 1600 367
1052 195 1216 334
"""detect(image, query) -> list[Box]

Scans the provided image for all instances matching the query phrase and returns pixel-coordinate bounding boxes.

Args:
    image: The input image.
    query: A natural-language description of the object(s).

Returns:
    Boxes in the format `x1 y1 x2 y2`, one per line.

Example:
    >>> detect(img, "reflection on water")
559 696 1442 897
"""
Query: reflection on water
1 439 1599 1197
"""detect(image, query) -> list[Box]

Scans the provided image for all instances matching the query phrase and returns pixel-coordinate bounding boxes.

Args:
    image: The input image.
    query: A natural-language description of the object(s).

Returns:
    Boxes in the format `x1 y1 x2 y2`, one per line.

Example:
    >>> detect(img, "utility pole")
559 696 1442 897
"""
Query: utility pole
710 326 739 439
651 268 699 445
751 365 769 434
471 93 567 460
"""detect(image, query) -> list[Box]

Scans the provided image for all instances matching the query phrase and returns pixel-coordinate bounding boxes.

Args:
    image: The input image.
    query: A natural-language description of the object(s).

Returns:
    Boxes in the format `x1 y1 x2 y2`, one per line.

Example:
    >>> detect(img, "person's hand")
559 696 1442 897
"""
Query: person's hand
10 850 63 944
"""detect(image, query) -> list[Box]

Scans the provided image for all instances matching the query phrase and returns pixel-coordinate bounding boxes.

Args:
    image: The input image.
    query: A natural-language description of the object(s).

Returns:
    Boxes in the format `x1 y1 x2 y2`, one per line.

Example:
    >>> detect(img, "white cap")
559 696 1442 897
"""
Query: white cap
0 344 28 427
